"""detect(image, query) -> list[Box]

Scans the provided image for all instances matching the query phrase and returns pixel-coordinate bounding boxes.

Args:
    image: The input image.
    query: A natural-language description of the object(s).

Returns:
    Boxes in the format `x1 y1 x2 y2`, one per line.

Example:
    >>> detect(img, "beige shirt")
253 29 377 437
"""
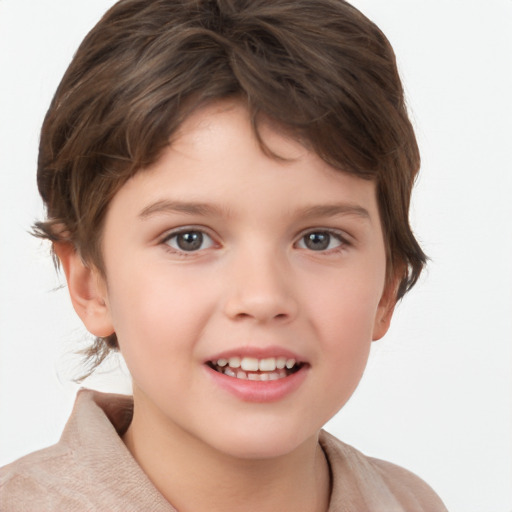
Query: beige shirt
0 389 448 511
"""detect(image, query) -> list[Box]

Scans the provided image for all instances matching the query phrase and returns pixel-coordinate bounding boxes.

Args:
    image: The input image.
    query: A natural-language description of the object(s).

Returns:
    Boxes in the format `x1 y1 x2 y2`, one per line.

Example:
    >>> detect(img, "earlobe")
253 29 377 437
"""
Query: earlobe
372 279 399 341
54 243 115 338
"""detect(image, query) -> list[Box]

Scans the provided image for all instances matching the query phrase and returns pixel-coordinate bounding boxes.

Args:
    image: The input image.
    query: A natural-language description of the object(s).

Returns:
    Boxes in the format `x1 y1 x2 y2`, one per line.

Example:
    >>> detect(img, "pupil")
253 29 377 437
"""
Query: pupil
177 231 203 251
305 232 329 251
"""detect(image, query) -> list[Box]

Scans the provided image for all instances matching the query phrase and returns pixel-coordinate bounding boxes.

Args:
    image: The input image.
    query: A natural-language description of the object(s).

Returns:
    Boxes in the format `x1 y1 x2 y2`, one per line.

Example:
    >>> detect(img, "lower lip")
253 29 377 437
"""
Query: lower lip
204 365 309 403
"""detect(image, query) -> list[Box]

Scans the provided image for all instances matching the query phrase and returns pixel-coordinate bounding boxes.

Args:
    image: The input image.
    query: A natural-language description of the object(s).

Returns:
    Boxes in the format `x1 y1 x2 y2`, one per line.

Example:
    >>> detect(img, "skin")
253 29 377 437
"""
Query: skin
57 99 397 512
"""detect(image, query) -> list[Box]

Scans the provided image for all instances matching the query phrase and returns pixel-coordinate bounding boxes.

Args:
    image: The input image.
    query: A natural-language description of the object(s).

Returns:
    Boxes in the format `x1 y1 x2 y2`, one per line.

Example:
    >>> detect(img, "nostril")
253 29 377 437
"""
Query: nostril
234 312 252 320
223 288 298 323
233 312 289 322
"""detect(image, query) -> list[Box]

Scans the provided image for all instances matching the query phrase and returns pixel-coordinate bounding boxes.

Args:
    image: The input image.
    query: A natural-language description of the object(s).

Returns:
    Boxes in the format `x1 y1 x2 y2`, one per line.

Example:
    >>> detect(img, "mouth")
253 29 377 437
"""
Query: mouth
206 356 305 382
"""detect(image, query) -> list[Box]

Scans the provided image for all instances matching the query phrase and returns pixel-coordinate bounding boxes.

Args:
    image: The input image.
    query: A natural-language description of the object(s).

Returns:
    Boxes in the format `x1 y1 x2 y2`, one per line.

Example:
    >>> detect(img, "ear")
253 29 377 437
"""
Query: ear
54 242 115 338
372 277 399 341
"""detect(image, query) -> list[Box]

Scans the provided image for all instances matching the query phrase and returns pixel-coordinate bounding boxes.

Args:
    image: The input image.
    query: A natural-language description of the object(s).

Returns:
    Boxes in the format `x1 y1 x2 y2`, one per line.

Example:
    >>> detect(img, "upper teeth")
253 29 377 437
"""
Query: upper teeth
213 356 297 372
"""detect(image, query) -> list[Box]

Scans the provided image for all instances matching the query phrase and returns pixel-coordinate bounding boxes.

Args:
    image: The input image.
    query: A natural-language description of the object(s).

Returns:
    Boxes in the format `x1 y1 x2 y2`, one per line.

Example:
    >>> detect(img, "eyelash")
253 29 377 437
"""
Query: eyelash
295 229 350 254
160 227 351 256
161 227 217 256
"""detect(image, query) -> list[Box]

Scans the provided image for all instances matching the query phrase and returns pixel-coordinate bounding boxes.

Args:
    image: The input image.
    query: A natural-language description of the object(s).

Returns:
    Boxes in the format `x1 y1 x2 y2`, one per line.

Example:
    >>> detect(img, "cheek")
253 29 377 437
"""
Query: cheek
306 262 384 338
307 289 377 420
303 268 383 381
105 263 215 367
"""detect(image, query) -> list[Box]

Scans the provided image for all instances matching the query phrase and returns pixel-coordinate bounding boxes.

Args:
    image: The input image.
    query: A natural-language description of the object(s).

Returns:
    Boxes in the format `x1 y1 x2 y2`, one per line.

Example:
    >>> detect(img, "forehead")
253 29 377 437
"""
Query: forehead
108 99 381 228
172 100 306 162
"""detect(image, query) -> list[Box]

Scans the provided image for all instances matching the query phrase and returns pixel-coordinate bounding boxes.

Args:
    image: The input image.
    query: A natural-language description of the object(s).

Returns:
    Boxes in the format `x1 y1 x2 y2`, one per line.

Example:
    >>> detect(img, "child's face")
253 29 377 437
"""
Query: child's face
94 99 393 459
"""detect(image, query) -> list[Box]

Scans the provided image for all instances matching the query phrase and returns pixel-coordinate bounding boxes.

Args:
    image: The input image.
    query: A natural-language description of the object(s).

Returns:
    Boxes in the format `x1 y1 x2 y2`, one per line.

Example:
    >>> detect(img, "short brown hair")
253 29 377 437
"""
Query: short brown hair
35 0 427 371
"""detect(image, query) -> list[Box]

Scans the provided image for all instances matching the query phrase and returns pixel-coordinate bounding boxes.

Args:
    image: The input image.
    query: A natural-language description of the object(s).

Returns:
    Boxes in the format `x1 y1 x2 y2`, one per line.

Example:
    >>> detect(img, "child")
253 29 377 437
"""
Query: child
0 0 448 510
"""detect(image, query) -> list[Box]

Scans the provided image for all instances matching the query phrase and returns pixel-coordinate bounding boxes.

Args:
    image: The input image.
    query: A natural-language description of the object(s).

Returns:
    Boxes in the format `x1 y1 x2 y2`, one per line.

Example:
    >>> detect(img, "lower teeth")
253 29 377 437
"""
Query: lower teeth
214 365 297 381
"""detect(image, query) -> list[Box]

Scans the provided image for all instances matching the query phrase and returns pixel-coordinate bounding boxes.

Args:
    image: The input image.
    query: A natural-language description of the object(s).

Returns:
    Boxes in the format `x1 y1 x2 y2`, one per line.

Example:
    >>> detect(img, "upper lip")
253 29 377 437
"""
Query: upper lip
205 346 307 364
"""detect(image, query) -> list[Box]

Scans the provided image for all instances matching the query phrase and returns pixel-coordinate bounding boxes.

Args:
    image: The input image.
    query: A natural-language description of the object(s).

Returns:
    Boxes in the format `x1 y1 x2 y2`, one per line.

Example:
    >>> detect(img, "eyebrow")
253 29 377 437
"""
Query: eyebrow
297 204 371 221
138 200 370 221
138 200 226 219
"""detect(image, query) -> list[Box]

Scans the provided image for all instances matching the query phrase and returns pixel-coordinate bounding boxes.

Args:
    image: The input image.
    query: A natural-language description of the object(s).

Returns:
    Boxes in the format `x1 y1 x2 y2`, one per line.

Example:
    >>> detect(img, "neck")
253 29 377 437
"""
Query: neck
123 395 331 512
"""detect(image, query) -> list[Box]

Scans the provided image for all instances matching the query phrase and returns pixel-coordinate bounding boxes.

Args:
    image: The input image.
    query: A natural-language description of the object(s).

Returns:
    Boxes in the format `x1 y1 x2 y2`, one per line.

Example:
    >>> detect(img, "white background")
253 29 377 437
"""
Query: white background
0 1 511 510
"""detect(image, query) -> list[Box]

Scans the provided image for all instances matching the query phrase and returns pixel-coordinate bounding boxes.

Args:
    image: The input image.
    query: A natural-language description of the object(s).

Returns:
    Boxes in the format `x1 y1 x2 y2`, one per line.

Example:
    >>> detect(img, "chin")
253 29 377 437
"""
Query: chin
200 420 320 461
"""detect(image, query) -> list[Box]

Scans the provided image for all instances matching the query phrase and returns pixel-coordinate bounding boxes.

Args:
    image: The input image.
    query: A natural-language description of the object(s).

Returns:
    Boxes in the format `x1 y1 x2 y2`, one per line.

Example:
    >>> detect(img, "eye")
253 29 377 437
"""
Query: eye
296 230 346 252
164 229 215 252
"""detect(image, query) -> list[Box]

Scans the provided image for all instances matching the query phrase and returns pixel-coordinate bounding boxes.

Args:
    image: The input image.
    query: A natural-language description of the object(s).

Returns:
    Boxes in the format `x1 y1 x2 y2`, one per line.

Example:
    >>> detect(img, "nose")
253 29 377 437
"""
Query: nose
222 248 298 324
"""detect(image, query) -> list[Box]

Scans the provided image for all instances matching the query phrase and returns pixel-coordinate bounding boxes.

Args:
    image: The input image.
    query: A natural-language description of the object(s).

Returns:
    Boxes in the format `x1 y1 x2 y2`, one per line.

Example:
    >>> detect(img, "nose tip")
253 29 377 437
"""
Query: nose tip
226 298 295 323
222 258 298 324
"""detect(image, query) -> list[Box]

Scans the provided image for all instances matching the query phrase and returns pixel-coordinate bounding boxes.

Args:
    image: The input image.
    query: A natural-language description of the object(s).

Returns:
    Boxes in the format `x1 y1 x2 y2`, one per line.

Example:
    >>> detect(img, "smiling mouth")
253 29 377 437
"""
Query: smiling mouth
207 356 305 381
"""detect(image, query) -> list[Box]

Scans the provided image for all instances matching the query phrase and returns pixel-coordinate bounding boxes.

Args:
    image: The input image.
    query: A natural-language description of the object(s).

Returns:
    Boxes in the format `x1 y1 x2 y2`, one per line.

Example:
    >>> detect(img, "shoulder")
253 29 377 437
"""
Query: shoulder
367 456 448 511
0 443 82 511
0 390 175 512
320 430 448 512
